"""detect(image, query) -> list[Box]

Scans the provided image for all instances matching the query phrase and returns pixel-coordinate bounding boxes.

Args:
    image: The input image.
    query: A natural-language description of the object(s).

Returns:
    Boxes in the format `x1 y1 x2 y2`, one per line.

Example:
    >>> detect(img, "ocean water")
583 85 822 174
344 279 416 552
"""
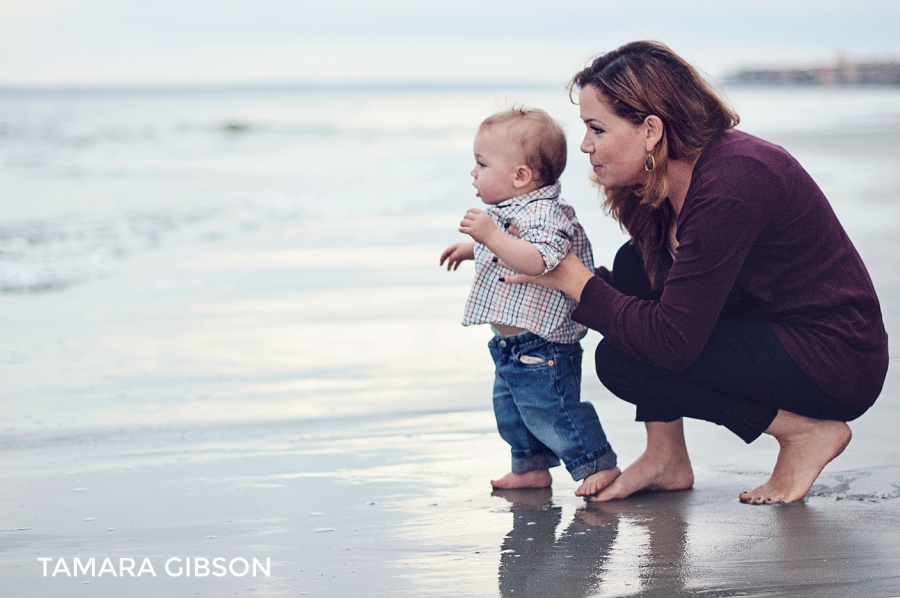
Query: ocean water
1 85 899 433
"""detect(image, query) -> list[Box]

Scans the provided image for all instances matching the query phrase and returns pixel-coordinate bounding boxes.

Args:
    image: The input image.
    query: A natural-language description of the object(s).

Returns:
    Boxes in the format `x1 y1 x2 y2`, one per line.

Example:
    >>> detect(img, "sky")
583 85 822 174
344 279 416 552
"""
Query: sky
0 0 898 87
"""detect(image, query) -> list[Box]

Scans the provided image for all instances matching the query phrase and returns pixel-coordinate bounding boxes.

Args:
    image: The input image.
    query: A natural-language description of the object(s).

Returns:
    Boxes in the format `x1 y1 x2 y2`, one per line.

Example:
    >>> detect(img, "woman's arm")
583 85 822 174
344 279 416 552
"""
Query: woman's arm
506 156 772 372
577 186 765 371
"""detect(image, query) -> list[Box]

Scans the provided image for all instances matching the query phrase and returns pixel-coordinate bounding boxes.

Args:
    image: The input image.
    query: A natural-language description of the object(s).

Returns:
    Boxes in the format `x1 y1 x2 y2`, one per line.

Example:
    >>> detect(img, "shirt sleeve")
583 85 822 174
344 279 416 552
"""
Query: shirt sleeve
571 156 777 371
512 200 574 274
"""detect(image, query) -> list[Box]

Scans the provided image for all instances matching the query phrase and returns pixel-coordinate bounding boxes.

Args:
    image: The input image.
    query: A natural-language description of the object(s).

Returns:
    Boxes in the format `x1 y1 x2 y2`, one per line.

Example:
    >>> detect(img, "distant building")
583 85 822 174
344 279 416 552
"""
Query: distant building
728 59 900 86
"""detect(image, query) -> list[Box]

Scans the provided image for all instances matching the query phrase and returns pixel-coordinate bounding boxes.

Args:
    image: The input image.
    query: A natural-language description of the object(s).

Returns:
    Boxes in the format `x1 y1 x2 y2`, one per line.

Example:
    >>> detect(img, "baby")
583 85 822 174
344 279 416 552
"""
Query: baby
440 108 619 496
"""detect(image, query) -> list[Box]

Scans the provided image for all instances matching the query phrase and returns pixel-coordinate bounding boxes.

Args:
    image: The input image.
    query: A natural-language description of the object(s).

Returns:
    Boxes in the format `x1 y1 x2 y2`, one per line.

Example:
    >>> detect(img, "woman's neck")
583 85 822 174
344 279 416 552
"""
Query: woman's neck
666 158 697 216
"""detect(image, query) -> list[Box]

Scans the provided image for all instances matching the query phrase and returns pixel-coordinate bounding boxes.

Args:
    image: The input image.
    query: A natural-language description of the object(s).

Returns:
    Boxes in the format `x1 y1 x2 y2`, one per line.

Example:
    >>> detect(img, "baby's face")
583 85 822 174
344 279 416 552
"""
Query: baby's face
471 127 522 205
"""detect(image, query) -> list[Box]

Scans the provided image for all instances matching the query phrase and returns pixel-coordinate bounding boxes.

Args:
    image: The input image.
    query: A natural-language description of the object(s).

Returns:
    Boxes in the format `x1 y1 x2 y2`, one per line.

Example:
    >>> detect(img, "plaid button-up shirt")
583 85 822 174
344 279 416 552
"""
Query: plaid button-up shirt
462 183 594 343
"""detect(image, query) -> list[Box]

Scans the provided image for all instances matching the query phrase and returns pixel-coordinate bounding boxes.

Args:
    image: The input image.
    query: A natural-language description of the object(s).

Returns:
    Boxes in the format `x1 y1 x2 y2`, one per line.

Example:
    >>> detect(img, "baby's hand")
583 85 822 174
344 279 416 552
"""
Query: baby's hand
459 208 499 245
439 242 475 271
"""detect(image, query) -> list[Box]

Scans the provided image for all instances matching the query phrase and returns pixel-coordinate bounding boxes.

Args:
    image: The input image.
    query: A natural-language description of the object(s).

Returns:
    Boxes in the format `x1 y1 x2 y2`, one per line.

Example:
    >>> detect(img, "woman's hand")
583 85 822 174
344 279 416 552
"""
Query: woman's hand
503 251 595 302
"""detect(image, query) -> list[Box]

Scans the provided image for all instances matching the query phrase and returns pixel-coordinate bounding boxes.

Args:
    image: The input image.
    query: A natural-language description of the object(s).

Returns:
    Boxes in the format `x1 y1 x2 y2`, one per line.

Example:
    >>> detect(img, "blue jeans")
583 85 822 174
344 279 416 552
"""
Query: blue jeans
488 332 617 480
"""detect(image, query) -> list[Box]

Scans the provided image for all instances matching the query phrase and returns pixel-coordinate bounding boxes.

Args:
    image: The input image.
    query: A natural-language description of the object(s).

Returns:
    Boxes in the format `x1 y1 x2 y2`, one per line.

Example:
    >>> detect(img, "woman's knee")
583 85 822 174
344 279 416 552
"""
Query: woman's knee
595 339 644 401
595 340 687 421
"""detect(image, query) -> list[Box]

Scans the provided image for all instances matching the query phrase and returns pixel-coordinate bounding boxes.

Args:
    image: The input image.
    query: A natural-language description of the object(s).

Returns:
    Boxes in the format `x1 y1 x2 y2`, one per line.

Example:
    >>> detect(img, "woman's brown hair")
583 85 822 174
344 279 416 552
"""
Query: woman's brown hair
570 41 739 289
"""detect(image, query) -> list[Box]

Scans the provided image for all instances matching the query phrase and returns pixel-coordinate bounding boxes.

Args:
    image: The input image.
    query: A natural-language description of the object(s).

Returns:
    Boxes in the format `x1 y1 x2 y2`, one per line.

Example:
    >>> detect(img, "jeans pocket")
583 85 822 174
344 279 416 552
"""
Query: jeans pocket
518 354 546 365
515 344 555 369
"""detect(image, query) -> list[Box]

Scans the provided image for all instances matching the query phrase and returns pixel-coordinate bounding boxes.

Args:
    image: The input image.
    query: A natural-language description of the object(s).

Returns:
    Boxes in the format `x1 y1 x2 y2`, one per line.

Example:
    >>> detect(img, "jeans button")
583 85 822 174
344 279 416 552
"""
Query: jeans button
499 340 507 348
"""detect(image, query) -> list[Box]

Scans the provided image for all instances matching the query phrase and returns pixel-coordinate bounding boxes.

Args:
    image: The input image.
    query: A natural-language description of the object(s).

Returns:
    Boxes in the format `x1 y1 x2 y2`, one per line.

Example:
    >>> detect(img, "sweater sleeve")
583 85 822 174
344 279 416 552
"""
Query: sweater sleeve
572 156 776 371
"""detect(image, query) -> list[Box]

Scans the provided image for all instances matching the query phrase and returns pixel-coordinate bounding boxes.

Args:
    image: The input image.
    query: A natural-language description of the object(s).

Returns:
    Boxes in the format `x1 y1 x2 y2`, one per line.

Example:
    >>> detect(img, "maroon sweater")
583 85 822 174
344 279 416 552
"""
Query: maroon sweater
572 130 888 409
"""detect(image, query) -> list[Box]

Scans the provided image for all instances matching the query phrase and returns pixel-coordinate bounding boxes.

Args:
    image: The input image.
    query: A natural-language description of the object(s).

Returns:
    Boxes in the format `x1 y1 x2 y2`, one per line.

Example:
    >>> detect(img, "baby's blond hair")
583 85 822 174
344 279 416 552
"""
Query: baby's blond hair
479 107 567 186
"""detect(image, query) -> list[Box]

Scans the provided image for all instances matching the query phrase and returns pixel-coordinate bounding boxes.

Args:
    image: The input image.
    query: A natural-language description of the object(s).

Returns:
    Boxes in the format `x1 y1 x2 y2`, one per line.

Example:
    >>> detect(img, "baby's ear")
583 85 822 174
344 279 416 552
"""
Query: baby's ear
512 164 535 189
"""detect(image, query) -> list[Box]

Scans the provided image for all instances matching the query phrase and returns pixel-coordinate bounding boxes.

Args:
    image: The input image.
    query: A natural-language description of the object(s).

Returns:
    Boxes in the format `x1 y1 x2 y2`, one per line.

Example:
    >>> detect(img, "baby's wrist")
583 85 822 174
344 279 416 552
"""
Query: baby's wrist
480 226 505 250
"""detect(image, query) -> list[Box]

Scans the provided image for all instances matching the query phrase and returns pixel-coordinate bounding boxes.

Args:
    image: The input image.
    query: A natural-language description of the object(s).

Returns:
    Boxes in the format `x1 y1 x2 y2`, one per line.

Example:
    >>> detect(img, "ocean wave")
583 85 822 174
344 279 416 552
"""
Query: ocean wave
0 203 304 294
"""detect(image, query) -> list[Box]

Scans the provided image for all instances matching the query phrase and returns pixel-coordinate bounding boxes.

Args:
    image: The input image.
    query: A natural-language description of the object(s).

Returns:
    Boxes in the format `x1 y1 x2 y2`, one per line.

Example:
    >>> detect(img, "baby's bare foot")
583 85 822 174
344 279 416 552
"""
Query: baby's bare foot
739 419 851 505
490 470 552 490
574 467 621 497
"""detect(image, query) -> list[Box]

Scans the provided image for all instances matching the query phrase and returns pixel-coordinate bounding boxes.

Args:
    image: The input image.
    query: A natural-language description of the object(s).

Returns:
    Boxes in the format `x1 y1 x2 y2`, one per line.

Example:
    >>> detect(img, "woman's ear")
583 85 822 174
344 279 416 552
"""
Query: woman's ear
644 115 664 153
512 164 535 189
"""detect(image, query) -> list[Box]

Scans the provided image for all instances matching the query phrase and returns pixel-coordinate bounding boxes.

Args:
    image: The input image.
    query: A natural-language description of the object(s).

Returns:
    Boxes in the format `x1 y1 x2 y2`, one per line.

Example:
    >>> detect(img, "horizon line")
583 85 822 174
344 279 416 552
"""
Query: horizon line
0 80 570 95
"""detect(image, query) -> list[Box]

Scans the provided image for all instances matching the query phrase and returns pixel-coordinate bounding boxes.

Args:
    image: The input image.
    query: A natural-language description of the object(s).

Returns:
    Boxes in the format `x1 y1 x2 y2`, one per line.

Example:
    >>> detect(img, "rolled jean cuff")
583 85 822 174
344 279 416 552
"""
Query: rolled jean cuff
568 446 618 481
511 452 560 474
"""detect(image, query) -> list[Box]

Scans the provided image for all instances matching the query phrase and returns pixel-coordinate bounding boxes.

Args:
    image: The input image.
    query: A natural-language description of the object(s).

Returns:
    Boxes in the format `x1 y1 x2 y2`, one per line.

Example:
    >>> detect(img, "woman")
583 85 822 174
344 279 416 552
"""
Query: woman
508 41 889 504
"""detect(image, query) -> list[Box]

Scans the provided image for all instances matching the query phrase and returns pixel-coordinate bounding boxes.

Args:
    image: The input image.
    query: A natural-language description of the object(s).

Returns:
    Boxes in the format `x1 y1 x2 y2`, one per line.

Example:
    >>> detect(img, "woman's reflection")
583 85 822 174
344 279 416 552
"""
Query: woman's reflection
493 489 694 597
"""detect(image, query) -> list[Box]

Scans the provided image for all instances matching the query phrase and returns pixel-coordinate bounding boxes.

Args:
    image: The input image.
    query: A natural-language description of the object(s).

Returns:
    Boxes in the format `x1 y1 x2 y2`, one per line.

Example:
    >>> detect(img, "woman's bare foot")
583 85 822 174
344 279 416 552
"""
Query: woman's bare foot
574 467 621 497
491 469 552 489
589 448 694 501
739 411 851 505
588 420 694 502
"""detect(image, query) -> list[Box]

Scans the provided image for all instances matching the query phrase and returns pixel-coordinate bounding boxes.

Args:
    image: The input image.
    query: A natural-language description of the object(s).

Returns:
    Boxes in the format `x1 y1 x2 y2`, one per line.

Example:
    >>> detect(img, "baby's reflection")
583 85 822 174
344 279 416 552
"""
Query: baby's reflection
493 488 619 597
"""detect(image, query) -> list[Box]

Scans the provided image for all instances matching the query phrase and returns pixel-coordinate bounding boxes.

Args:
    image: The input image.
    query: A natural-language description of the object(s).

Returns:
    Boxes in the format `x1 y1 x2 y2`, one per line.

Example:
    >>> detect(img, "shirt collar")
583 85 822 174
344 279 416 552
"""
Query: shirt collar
494 182 561 209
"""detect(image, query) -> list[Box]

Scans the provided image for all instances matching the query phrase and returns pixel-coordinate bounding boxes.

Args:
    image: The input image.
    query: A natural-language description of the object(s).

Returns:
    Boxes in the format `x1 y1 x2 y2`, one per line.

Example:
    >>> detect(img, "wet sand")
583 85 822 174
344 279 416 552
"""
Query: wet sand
3 388 900 597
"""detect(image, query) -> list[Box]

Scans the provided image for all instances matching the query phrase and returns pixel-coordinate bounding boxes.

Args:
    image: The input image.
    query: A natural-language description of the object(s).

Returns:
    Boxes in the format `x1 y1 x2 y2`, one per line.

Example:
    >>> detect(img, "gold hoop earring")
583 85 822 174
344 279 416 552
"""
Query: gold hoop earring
644 154 656 172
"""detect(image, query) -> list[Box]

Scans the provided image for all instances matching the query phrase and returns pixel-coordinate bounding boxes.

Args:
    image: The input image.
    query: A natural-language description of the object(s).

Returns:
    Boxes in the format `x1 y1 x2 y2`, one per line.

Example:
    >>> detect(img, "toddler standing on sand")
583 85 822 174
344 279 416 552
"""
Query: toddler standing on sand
439 108 619 495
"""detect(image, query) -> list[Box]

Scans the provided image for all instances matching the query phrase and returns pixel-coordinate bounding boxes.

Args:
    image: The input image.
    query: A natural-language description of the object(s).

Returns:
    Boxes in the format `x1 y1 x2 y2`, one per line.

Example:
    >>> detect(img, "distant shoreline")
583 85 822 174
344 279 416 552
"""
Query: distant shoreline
3 65 900 95
727 59 900 87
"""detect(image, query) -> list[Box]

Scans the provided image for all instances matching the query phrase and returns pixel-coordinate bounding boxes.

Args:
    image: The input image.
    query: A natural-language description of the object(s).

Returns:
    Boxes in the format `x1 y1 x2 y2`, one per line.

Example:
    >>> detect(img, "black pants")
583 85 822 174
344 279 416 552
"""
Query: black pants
596 243 866 443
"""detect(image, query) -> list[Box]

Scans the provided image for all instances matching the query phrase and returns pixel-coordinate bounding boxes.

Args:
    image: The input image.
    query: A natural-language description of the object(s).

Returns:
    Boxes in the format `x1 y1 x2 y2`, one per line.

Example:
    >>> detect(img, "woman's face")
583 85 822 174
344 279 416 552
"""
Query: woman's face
578 86 651 188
